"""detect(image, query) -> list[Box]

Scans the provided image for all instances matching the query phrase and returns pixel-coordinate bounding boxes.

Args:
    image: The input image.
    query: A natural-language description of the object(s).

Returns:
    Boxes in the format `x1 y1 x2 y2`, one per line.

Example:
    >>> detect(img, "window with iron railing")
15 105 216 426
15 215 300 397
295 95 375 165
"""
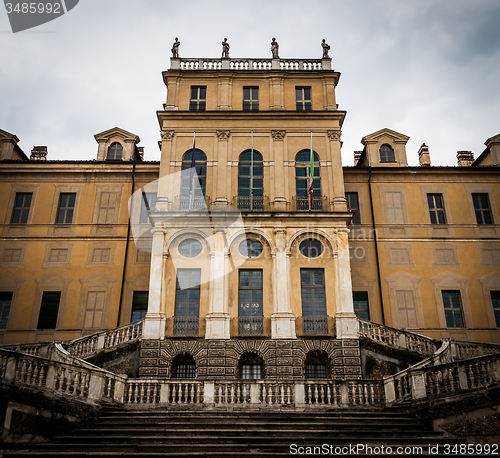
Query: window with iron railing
238 150 263 211
301 269 328 335
238 270 263 336
174 269 200 336
295 150 321 210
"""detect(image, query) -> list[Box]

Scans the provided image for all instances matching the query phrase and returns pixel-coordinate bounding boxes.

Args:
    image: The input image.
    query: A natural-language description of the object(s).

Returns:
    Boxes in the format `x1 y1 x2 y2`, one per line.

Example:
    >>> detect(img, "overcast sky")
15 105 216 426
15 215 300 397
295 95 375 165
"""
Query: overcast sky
1 0 499 165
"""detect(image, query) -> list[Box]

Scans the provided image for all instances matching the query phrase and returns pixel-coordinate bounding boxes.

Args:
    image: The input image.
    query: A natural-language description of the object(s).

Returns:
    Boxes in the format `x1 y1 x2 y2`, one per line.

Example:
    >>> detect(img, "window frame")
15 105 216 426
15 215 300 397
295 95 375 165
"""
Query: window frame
11 192 33 224
37 291 61 330
107 142 123 161
189 86 207 111
472 193 493 225
352 291 370 320
56 193 76 225
174 269 201 336
0 291 13 330
379 144 395 163
131 290 148 323
345 192 361 224
238 269 263 336
427 193 447 225
243 86 259 111
441 290 465 329
295 87 312 111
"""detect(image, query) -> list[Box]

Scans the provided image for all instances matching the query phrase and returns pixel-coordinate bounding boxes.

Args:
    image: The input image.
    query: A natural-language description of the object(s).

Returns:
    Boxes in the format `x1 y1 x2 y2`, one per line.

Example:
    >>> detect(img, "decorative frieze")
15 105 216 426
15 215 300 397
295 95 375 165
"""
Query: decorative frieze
216 130 230 141
271 130 286 141
327 130 341 141
161 130 175 141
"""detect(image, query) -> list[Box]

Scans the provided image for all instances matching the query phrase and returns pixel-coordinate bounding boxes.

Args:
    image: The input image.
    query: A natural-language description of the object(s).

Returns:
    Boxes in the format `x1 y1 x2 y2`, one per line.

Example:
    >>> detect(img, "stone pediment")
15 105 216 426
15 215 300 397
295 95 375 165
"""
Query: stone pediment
94 127 140 144
0 128 20 143
485 133 500 147
361 128 410 145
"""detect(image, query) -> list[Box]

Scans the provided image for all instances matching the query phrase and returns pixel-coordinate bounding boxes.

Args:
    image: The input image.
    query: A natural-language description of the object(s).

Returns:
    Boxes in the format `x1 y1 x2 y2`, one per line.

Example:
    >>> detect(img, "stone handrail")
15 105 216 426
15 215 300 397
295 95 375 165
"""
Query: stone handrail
0 348 126 405
173 58 329 71
384 346 500 405
449 339 500 360
359 319 437 356
64 320 144 358
0 342 55 359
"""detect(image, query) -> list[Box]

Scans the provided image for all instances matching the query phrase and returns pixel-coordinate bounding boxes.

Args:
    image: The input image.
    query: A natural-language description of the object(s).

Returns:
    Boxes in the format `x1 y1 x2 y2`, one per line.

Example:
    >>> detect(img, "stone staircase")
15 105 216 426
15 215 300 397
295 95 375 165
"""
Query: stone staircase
2 405 465 457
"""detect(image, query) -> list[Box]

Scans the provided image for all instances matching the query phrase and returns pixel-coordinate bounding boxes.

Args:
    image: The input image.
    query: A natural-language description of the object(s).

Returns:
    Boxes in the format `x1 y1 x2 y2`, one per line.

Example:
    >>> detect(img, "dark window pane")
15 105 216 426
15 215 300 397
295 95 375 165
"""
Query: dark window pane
37 291 61 329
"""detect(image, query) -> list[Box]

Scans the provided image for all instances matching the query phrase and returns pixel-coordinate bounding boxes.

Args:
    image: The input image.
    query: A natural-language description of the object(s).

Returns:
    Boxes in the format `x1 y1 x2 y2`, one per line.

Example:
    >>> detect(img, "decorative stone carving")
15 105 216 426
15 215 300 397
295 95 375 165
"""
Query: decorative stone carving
321 39 330 59
271 130 285 141
161 130 175 141
327 130 341 141
216 130 230 141
171 37 180 58
271 38 279 59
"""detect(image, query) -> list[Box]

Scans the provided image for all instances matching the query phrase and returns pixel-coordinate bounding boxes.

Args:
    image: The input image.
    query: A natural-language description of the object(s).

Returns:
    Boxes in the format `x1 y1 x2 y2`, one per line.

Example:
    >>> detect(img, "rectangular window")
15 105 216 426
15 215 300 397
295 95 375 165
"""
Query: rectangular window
390 248 409 264
136 249 151 263
131 291 148 322
435 249 454 264
84 291 105 329
472 193 493 225
491 291 500 327
442 290 465 328
189 86 206 111
296 87 312 111
306 364 327 379
238 269 263 335
37 291 61 330
56 193 76 224
92 248 111 263
345 192 360 224
140 192 157 224
174 269 200 336
98 192 118 224
427 194 446 224
49 248 68 263
243 87 259 111
177 364 196 379
483 249 500 265
11 192 32 224
353 291 370 320
385 192 404 224
3 248 22 263
301 269 327 334
242 364 261 380
0 292 13 330
396 290 417 328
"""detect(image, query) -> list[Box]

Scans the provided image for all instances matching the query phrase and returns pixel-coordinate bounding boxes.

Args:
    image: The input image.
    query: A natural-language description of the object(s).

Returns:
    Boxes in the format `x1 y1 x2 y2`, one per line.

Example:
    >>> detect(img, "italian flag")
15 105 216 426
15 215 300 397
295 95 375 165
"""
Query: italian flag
308 132 314 210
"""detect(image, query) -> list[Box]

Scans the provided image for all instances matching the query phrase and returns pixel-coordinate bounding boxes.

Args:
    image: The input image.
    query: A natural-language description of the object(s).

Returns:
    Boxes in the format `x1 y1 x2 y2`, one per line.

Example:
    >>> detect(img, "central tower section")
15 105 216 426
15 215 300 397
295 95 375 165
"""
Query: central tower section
145 51 357 345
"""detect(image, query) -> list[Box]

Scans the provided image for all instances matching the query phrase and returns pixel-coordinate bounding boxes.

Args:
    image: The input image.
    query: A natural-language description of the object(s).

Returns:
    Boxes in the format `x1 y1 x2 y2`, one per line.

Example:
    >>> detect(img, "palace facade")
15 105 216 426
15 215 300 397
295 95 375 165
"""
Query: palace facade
1 50 499 379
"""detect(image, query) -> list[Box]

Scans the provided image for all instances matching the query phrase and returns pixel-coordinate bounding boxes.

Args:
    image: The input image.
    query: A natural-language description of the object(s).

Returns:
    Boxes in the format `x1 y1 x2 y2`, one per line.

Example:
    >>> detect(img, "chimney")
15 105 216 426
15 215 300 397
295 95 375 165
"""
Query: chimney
418 143 431 167
457 151 474 167
354 151 363 166
30 146 48 161
137 147 144 161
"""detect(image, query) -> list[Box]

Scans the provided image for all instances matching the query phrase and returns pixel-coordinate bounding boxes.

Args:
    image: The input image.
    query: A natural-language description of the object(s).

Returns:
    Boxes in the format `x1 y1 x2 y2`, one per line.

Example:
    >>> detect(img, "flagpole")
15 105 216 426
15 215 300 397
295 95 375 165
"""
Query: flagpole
189 132 196 210
250 130 254 211
308 132 314 211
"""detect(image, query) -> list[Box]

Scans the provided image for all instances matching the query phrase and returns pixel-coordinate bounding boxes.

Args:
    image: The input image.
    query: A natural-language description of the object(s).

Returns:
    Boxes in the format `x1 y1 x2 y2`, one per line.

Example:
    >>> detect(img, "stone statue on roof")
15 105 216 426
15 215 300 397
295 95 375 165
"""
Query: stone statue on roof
171 37 180 58
271 38 279 59
321 39 330 59
222 38 230 59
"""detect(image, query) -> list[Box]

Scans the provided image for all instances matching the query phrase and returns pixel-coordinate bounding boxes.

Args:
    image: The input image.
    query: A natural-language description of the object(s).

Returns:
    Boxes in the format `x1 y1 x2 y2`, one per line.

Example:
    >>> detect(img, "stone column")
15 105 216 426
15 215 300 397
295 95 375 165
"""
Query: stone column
213 131 230 205
328 131 347 212
143 228 167 339
271 131 288 211
271 227 296 339
335 229 358 339
205 229 230 339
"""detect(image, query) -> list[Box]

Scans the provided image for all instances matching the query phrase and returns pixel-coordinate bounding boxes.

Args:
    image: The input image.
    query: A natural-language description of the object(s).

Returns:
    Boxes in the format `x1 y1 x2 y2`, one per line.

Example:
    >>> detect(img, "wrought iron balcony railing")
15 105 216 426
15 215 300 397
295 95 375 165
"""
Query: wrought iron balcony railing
238 316 264 336
234 195 268 212
175 195 210 211
173 317 199 336
303 316 329 335
292 196 327 211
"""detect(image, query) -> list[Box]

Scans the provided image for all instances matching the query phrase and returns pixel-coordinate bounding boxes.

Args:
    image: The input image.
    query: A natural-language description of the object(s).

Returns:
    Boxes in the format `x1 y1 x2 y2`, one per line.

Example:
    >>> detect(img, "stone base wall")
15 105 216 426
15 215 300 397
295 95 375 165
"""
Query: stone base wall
139 337 361 380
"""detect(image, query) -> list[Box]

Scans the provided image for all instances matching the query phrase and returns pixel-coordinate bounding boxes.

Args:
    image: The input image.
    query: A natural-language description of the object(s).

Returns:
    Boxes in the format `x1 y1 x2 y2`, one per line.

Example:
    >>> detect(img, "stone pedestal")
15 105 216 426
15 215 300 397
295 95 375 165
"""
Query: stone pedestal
271 312 296 339
205 313 230 340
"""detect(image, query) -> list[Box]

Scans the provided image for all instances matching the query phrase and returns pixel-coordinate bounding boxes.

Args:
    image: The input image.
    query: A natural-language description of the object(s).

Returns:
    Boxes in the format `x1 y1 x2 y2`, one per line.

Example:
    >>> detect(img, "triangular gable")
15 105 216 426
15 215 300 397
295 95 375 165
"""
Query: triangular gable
361 128 410 145
94 127 140 143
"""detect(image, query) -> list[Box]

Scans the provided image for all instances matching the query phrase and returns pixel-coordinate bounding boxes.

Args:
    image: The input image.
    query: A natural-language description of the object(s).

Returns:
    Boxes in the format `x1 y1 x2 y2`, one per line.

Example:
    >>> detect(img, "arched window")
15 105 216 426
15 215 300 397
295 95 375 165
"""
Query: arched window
379 144 395 163
238 150 263 210
295 150 321 210
181 150 207 209
107 142 123 161
172 353 196 378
